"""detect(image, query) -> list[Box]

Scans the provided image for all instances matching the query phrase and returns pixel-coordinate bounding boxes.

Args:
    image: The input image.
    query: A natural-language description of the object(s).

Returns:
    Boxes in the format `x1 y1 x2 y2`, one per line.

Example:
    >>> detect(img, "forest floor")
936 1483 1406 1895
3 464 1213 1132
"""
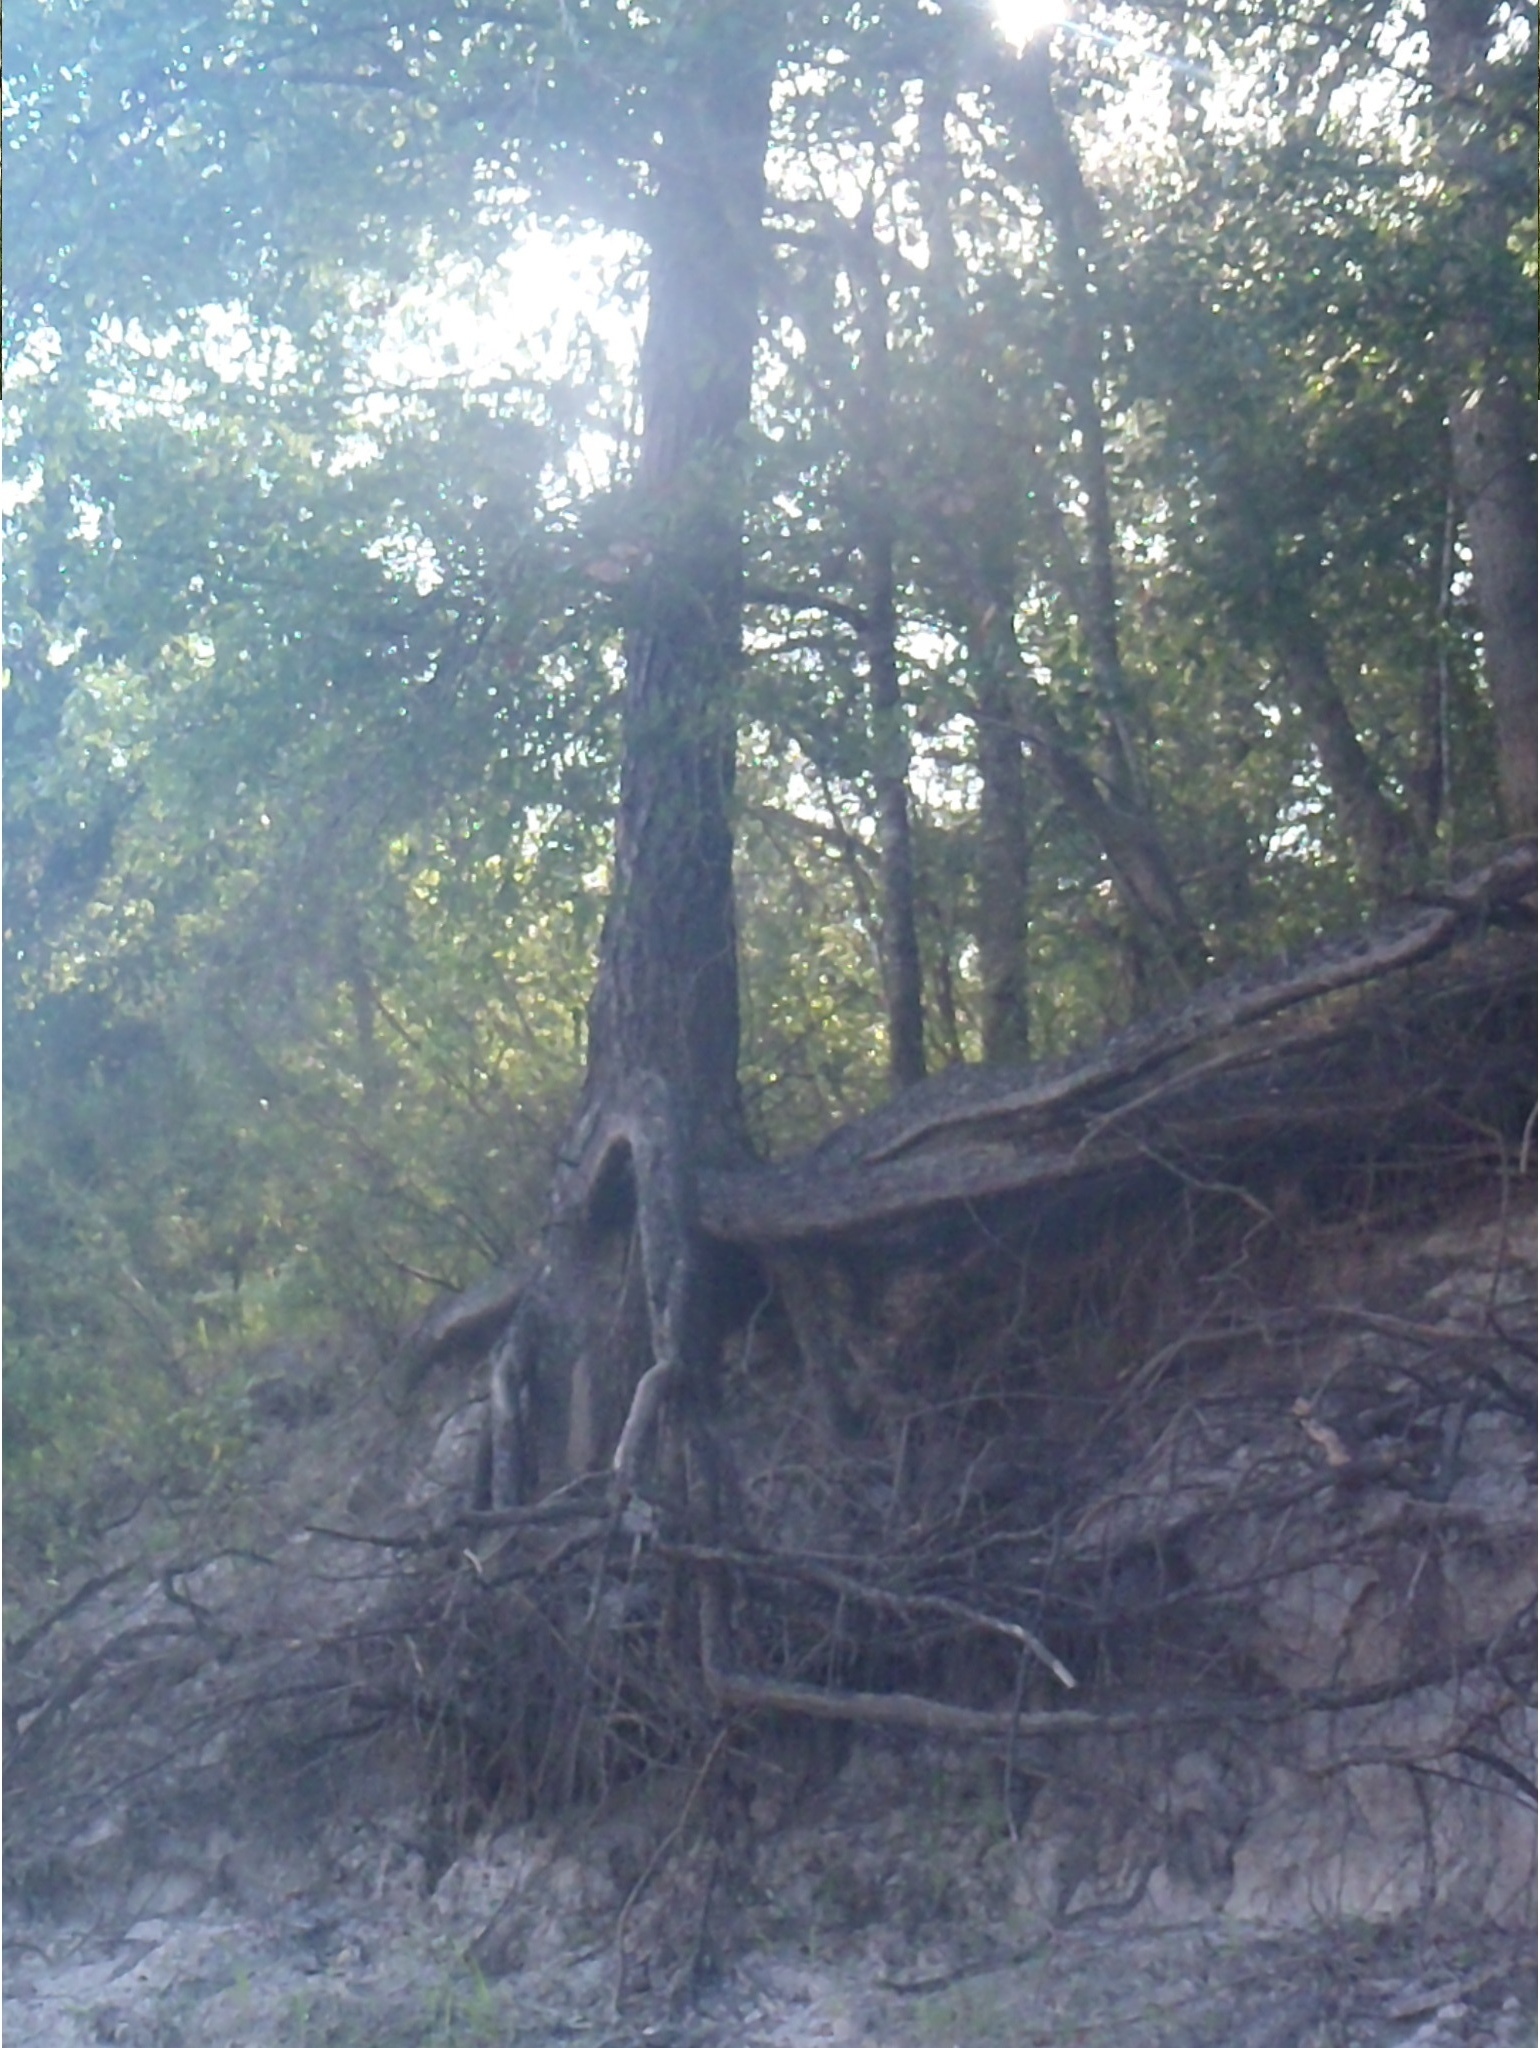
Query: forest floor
5 1784 1535 2048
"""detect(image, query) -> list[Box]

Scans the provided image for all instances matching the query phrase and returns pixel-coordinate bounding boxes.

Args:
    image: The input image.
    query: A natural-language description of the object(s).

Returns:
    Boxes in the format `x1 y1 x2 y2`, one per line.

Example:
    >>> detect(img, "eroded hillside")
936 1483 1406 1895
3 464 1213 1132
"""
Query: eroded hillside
6 919 1534 2048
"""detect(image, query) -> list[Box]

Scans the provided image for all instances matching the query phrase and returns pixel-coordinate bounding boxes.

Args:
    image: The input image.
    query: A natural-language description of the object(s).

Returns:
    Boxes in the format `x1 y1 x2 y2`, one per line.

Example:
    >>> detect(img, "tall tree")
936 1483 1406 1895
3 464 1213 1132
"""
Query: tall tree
1423 0 1538 834
7 0 1529 1561
495 5 779 1504
914 77 1035 1062
846 209 929 1091
998 37 1206 980
578 9 773 1164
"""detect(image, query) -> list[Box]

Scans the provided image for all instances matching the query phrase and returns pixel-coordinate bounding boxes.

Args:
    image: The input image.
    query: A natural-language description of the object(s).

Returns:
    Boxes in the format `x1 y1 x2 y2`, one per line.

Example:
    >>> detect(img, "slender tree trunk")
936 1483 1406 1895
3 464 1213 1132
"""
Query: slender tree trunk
920 71 1194 1010
928 903 966 1067
1445 370 1537 834
917 84 1034 1062
847 213 928 1091
1412 488 1458 847
1423 0 1538 835
991 619 1199 981
995 48 1206 986
1009 44 1142 813
973 624 1033 1065
1271 605 1419 901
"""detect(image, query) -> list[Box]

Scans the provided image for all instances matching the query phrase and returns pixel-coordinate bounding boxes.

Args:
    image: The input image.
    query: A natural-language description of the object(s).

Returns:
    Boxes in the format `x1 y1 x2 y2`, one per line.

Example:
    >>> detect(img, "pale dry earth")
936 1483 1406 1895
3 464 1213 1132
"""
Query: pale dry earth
4 1773 1535 2048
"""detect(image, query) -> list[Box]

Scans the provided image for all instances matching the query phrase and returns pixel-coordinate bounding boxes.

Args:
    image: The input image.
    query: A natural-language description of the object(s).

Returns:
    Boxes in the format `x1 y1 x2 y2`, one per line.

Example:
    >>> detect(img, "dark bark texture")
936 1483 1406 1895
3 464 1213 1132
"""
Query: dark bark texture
1423 0 1538 834
847 214 928 1091
495 11 776 1506
582 12 775 1165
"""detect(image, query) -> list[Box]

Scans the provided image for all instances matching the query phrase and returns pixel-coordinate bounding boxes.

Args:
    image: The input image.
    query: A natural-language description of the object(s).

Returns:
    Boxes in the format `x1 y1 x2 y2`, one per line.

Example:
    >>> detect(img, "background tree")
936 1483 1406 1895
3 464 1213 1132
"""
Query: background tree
1423 0 1538 833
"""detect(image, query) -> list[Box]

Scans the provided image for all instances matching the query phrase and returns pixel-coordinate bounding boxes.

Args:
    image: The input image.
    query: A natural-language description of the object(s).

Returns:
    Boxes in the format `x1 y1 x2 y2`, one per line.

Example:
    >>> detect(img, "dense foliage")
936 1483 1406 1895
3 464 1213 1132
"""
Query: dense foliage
4 0 1534 1567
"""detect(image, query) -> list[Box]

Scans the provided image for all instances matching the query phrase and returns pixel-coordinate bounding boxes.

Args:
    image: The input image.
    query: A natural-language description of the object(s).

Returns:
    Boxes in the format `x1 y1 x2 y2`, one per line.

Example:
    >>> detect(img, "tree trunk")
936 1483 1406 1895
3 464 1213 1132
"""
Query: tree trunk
1411 488 1457 847
1446 372 1538 834
916 65 1192 1010
493 10 775 1506
973 639 1033 1065
1008 44 1139 806
976 609 1201 993
1002 41 1206 988
916 83 1034 1062
847 213 928 1091
1271 604 1420 902
582 22 773 1162
1423 0 1538 835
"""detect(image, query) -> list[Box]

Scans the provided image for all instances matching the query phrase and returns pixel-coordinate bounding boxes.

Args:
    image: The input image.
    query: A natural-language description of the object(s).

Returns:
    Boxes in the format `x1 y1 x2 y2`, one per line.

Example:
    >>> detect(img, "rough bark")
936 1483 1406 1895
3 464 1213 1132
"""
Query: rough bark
581 20 772 1163
493 11 775 1507
1423 0 1539 835
847 213 928 1090
1446 370 1537 834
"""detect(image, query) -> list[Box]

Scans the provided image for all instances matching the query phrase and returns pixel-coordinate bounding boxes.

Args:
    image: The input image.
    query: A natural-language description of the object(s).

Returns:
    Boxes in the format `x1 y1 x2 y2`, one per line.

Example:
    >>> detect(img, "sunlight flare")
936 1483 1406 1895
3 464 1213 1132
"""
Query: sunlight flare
993 0 1062 51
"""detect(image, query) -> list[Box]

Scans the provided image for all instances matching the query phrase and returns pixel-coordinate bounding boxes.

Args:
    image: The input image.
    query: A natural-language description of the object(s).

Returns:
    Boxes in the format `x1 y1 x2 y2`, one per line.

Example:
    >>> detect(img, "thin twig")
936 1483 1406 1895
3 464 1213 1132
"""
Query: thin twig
660 1540 1076 1688
612 1726 732 2016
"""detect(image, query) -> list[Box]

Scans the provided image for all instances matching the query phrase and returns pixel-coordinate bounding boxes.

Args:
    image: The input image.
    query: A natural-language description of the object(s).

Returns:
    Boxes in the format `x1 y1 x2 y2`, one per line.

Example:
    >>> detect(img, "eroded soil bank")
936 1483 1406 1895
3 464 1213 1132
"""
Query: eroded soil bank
9 1196 1533 2048
7 937 1534 2048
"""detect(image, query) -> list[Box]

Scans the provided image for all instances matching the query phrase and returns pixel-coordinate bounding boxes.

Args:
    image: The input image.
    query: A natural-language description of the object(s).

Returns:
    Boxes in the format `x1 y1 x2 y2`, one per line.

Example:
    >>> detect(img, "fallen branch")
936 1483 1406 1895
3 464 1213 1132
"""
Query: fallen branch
859 846 1537 1168
703 1658 1516 1745
304 1472 616 1551
699 849 1535 1244
7 1621 205 1765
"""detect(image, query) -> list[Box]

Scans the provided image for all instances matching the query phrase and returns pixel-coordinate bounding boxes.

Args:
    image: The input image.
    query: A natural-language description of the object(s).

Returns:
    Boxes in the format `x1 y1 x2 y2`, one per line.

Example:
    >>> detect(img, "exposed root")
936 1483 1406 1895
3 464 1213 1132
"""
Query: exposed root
9 897 1532 1945
489 1069 707 1509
